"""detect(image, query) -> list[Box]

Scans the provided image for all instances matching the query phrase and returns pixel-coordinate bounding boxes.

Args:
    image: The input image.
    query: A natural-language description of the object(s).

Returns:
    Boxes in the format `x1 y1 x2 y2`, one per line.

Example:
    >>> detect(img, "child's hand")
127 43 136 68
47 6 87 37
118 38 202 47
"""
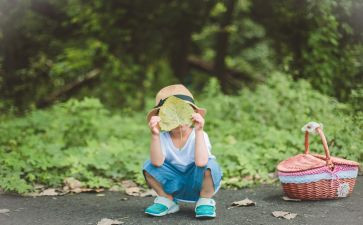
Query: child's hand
148 116 161 135
192 113 204 131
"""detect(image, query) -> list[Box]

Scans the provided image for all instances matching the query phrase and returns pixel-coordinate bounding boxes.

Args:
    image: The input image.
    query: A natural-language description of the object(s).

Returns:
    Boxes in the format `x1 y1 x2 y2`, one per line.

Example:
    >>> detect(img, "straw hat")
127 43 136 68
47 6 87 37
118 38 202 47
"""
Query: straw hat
146 84 206 121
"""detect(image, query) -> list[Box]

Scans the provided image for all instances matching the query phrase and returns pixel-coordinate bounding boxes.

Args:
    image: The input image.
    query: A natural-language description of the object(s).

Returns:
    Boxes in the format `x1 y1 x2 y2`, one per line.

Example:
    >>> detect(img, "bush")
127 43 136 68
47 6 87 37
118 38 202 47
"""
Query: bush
0 73 362 193
200 73 362 187
0 98 149 193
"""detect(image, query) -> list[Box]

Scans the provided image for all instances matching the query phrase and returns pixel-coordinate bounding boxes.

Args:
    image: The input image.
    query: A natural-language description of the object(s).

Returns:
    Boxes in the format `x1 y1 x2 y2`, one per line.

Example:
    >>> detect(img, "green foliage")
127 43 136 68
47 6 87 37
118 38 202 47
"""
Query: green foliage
1 74 361 193
251 0 363 100
0 98 149 193
192 1 275 81
201 73 362 187
1 0 362 112
1 0 361 193
0 0 214 111
301 0 362 99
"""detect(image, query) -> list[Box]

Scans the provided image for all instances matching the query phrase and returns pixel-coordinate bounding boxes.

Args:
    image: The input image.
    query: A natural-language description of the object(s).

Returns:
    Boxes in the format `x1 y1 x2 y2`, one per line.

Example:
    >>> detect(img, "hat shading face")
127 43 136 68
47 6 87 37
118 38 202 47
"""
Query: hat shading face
146 84 206 122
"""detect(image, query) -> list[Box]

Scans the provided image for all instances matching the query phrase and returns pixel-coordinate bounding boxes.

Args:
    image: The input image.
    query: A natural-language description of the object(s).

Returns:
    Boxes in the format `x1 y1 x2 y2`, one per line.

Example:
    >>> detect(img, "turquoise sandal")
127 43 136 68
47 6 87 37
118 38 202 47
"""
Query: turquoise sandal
195 198 216 218
145 196 179 217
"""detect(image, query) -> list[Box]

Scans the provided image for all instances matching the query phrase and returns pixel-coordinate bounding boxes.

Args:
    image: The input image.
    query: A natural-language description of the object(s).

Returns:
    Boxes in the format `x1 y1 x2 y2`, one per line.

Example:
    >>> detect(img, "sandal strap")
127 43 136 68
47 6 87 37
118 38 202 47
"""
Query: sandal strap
154 196 176 209
196 198 215 208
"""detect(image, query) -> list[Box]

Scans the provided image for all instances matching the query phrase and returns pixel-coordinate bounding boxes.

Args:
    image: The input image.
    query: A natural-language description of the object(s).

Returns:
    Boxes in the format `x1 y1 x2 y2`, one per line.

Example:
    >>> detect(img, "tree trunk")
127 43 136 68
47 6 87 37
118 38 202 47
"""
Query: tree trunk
169 29 192 85
214 0 236 93
36 69 100 108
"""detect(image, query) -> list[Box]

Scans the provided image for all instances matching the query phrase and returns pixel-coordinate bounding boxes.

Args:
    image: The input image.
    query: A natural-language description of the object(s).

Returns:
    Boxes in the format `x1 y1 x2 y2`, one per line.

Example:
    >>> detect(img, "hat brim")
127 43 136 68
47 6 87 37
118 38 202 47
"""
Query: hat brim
146 102 206 122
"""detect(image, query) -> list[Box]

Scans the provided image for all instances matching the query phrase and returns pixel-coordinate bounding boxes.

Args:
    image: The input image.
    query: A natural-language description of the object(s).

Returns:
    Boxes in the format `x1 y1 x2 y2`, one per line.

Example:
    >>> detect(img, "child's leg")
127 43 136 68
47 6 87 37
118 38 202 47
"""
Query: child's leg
144 171 173 200
194 162 222 218
200 169 214 198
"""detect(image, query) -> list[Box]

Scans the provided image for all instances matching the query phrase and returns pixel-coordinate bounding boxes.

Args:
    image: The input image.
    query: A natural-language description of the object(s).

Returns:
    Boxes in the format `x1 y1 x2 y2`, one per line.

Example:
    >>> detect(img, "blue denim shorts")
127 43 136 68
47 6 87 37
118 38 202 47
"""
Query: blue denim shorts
142 159 223 202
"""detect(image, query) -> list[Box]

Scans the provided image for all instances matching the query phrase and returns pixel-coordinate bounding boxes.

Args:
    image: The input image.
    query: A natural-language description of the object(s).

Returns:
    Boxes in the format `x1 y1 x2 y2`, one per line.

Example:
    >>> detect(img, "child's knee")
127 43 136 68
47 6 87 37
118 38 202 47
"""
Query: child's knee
143 170 155 183
204 168 212 178
144 170 151 178
143 170 160 188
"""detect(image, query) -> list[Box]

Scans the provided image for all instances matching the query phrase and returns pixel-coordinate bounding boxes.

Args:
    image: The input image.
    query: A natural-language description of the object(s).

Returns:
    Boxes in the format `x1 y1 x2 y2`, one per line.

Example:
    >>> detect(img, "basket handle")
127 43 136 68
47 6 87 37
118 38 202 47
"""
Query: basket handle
302 122 334 168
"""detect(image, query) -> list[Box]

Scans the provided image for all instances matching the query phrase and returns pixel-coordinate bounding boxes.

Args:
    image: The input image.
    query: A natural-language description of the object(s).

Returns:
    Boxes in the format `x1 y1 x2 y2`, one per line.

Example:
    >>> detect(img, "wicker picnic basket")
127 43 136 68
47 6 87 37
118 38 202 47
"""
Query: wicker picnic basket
277 122 360 200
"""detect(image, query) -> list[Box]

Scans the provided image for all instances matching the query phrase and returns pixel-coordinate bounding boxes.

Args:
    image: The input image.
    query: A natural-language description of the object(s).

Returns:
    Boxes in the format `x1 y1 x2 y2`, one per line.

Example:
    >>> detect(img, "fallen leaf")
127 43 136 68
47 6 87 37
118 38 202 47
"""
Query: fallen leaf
64 177 96 194
159 96 194 131
282 196 301 202
63 177 104 194
34 184 45 190
272 211 288 217
109 185 122 192
64 177 83 190
230 198 256 208
284 213 298 220
97 218 123 225
139 189 157 197
0 209 10 215
121 180 143 196
125 187 141 196
71 187 93 193
39 188 59 196
24 188 66 197
120 180 156 197
272 211 297 220
121 180 137 189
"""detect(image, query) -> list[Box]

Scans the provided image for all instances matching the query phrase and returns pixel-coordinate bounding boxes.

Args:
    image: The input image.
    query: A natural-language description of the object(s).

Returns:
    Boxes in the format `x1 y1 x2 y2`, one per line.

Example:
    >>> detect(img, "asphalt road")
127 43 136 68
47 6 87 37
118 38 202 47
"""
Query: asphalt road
1 176 362 225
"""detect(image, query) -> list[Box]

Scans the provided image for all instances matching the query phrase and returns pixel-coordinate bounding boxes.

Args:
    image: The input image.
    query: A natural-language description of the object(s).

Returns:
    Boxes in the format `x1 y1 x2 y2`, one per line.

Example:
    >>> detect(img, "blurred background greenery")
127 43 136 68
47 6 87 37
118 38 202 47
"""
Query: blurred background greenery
0 0 362 193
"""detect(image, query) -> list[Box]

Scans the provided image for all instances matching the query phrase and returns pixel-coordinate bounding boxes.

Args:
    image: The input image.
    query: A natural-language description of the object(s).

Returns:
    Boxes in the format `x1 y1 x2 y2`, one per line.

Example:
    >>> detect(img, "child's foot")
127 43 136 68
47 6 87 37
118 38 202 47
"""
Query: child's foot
145 196 179 217
195 197 216 218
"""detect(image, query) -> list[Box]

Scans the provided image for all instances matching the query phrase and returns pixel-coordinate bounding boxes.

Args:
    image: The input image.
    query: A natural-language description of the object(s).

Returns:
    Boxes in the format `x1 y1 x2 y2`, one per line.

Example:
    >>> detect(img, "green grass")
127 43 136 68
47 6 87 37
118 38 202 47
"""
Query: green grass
1 72 362 193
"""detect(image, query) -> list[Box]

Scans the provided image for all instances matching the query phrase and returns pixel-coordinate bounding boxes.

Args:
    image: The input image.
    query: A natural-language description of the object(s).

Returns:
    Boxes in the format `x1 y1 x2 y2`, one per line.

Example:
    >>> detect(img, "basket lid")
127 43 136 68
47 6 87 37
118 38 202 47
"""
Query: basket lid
277 154 327 173
311 154 360 167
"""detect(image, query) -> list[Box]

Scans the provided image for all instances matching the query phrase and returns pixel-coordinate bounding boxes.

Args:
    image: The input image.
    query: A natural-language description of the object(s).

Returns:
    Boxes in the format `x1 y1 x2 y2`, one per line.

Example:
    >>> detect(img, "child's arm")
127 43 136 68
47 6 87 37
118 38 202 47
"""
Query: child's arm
192 113 209 167
148 116 165 167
